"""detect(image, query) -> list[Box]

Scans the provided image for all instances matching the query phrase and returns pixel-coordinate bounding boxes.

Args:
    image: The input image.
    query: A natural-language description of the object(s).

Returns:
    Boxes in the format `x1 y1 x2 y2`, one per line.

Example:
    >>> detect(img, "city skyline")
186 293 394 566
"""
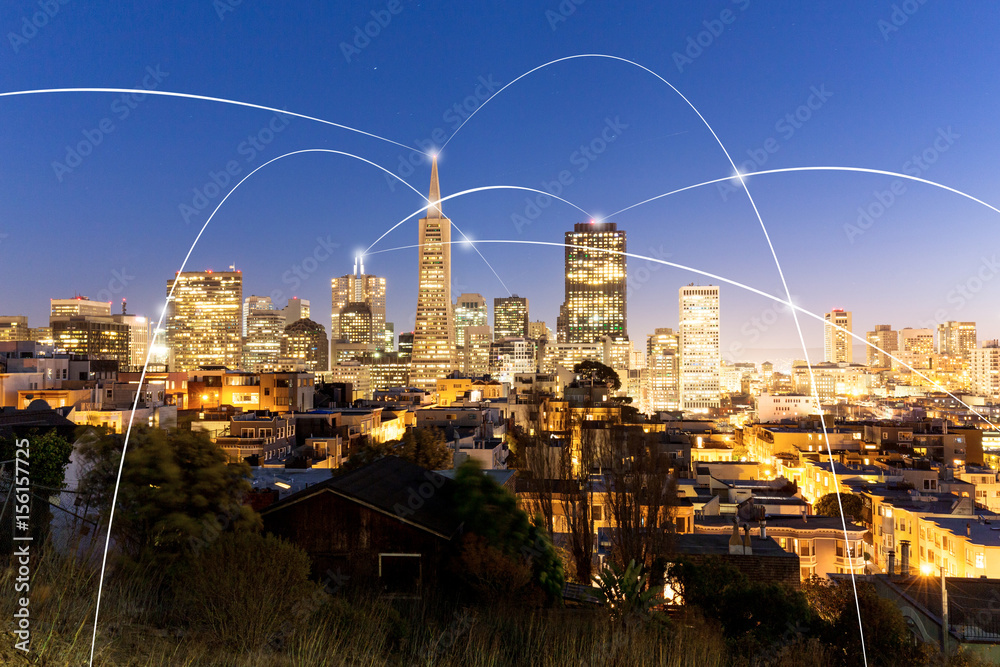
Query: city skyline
4 4 1000 371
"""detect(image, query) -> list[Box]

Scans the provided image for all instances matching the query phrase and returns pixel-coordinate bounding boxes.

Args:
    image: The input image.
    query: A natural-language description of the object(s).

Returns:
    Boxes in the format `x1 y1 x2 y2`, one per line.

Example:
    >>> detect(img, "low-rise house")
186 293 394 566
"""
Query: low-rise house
261 457 463 594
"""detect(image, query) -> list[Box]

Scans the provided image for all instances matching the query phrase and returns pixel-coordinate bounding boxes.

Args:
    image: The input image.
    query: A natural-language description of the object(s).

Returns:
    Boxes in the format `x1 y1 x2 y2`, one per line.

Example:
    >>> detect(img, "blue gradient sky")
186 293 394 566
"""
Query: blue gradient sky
2 1 998 370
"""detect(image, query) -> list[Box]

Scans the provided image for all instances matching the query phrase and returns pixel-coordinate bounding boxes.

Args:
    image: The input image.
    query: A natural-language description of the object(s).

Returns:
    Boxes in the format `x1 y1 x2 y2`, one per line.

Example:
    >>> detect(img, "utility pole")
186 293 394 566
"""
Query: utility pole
940 565 949 657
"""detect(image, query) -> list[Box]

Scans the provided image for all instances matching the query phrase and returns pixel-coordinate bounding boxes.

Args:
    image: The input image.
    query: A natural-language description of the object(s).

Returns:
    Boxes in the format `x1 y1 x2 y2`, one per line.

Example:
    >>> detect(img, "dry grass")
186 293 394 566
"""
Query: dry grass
0 543 747 667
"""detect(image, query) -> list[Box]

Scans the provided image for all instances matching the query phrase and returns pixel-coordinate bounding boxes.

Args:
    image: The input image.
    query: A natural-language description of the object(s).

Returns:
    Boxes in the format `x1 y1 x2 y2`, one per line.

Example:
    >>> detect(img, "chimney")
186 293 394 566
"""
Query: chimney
759 519 767 540
729 521 745 555
742 525 753 555
887 549 895 577
900 540 910 575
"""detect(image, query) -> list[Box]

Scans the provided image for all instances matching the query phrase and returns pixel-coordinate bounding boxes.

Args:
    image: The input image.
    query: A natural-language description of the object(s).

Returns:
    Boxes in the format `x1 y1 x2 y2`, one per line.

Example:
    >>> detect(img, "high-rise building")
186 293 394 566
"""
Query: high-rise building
494 295 529 341
410 157 458 391
243 308 284 372
50 297 111 325
166 270 242 371
112 312 150 371
823 310 852 364
51 316 130 365
489 337 537 384
938 321 977 360
527 320 549 341
331 258 387 349
865 324 898 368
0 316 30 342
897 327 934 370
462 326 491 376
647 328 680 412
453 293 488 347
243 295 273 337
398 332 414 359
558 221 627 344
679 284 720 412
280 297 310 327
281 318 329 372
971 341 1000 399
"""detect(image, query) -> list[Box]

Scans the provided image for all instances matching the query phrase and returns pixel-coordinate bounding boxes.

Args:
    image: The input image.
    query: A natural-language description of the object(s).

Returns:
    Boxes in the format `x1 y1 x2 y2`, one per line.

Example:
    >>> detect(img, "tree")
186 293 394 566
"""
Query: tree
574 360 621 391
803 576 932 667
452 460 564 603
601 424 677 577
814 492 864 523
345 428 453 471
668 558 815 652
0 429 74 548
76 427 260 565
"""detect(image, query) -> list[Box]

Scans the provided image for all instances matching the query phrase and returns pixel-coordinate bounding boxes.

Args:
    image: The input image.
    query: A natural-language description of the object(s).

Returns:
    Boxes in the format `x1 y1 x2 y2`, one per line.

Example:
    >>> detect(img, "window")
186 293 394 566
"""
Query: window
976 553 985 569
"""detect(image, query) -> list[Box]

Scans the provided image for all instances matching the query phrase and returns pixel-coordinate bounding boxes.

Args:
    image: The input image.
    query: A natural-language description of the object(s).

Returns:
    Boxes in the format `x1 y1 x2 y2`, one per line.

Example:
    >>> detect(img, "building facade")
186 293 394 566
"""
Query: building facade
165 270 243 371
679 284 720 412
558 221 626 344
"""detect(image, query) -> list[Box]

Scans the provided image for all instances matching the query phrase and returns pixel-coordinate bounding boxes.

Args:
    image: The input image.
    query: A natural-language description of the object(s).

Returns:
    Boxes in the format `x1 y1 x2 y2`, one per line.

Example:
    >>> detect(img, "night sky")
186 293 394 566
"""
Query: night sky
2 1 998 370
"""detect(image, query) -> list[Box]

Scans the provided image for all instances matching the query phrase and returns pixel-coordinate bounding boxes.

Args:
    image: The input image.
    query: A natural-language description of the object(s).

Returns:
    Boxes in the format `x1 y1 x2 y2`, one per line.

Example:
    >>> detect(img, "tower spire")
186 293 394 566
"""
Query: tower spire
428 154 442 218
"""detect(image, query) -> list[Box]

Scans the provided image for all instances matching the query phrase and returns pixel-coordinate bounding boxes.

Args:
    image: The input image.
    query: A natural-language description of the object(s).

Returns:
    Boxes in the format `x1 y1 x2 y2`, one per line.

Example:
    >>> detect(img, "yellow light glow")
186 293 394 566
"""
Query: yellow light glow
920 563 934 576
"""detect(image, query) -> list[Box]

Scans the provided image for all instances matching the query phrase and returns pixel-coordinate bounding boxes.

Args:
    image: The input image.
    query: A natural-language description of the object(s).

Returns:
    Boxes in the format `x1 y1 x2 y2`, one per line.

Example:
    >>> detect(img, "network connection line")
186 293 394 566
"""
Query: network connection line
0 87 426 155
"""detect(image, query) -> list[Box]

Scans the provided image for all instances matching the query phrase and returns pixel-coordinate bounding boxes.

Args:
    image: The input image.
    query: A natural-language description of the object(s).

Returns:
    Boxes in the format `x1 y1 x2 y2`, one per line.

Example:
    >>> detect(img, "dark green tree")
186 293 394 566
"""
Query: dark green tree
346 428 453 471
668 557 815 652
453 460 564 603
573 360 622 391
814 492 864 523
76 427 260 565
803 576 932 667
0 429 74 547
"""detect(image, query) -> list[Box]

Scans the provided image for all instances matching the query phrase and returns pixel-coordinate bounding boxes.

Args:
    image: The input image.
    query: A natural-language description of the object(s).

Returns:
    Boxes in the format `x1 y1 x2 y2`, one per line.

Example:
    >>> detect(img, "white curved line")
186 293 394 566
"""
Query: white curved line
606 166 1000 220
362 185 593 255
88 148 447 666
0 87 426 155
369 238 997 429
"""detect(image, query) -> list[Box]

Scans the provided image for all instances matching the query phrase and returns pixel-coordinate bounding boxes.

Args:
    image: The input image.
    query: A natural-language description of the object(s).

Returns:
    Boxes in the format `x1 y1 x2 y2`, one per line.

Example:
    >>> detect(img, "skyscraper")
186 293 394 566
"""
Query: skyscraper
281 318 329 372
280 297 310 327
865 324 898 368
242 295 273 337
410 157 458 391
558 221 626 344
453 293 488 347
824 309 853 364
243 308 284 372
938 321 977 360
647 327 680 412
494 295 529 340
331 257 387 349
50 296 111 325
679 284 720 412
165 270 242 371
